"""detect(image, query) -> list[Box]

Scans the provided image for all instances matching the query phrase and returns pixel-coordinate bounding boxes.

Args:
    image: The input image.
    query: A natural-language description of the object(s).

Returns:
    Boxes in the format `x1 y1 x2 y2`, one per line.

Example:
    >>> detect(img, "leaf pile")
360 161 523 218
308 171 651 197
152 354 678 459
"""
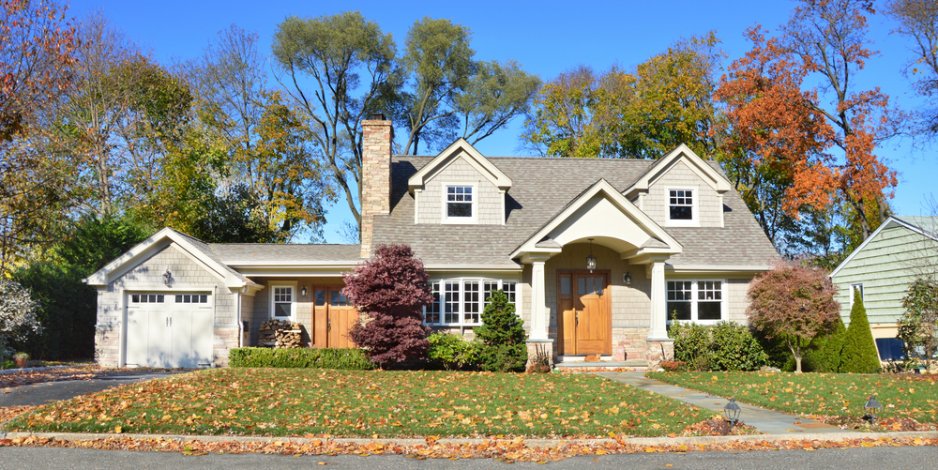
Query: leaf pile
9 368 712 438
0 435 935 463
649 371 938 428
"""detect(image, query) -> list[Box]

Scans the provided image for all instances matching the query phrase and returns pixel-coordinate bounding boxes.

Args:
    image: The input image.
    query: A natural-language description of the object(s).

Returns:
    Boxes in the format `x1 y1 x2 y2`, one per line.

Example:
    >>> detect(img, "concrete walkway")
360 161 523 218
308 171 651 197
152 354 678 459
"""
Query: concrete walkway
596 372 845 435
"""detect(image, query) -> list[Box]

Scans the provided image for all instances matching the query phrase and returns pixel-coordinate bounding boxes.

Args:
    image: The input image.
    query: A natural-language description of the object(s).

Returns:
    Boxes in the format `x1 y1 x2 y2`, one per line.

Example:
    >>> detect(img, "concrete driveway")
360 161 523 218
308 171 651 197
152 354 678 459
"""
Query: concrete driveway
0 371 179 407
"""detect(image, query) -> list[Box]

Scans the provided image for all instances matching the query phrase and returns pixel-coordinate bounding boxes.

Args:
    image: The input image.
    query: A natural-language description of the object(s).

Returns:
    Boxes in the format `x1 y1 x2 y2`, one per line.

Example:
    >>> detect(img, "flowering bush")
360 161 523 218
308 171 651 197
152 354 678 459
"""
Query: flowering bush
0 280 41 361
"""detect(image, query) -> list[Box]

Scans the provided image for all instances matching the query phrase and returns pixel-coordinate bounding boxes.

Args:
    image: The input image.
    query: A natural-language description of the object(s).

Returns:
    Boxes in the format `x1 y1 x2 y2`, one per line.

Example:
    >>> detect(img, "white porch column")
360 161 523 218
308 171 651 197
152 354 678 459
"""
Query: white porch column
648 260 668 340
530 259 549 341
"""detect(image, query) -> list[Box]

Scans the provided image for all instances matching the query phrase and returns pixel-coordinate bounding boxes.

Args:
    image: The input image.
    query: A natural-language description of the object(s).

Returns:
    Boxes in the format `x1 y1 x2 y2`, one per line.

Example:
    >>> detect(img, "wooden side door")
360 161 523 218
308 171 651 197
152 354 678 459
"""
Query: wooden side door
312 287 359 349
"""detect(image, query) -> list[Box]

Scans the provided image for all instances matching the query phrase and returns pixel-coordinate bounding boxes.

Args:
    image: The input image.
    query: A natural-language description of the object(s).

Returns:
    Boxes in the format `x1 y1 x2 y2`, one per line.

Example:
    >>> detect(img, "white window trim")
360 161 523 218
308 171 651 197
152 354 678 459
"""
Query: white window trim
441 182 478 224
849 283 864 306
270 284 296 321
665 186 699 227
423 277 519 327
665 279 727 325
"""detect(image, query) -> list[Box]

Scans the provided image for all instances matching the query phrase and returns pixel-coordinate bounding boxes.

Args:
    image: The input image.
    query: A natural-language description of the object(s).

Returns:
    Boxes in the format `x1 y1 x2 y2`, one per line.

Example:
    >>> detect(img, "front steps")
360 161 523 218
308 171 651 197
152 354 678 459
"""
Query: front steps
553 359 649 373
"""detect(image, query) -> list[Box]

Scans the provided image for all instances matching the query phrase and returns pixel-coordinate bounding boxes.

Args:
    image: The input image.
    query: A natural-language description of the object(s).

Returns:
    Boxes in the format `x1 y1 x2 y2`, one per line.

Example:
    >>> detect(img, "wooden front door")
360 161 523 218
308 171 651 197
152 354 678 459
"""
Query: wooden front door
558 271 611 355
312 287 359 349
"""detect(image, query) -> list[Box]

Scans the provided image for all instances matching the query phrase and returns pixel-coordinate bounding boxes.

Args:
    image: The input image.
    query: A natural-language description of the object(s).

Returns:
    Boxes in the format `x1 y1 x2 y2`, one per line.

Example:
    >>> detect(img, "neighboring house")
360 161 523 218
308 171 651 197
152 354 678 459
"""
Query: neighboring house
87 117 779 369
830 216 938 356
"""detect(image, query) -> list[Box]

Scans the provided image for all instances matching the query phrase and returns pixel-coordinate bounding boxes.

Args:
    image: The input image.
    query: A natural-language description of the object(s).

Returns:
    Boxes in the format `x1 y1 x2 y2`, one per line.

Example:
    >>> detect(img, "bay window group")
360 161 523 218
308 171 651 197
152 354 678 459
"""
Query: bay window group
424 279 517 326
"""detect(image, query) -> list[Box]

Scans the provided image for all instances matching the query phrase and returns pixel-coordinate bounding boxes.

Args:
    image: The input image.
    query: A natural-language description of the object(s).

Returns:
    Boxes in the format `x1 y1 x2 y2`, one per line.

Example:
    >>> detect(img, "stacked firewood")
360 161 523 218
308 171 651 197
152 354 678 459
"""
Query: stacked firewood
258 320 303 348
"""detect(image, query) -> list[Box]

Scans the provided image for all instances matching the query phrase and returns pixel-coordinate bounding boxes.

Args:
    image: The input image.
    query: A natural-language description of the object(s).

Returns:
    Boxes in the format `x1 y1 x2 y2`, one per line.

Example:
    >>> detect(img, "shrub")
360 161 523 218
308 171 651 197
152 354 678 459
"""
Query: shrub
670 321 712 370
0 279 42 358
840 291 881 373
747 263 839 373
669 321 767 371
228 347 373 369
804 315 846 372
708 322 769 371
427 332 480 370
475 290 527 372
344 245 434 368
899 276 938 371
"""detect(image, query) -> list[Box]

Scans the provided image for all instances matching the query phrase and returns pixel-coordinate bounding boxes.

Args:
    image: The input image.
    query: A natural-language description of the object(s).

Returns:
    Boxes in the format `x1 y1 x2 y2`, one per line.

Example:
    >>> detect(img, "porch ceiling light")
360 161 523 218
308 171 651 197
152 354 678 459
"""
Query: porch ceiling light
586 238 597 273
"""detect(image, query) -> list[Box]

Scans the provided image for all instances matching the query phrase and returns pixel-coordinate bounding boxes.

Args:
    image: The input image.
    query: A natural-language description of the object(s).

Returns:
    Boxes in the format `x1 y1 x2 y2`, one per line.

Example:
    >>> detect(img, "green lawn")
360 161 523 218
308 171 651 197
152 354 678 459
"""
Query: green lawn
7 368 714 438
648 371 938 424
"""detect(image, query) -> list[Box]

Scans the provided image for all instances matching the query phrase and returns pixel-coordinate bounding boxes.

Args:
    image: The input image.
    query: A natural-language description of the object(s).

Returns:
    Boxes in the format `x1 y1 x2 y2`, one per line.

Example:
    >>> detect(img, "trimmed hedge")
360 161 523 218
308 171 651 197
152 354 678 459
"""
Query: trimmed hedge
228 347 374 370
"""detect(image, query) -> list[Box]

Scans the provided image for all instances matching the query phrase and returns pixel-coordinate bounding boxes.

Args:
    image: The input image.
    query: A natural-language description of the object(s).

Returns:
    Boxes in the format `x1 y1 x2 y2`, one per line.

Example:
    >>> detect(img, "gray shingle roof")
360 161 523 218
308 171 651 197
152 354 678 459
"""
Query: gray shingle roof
208 243 361 264
372 156 779 268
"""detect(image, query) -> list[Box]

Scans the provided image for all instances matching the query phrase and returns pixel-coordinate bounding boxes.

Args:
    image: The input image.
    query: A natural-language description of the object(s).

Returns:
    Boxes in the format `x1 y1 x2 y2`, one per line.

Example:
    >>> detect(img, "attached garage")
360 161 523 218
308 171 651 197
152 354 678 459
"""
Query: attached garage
125 293 214 368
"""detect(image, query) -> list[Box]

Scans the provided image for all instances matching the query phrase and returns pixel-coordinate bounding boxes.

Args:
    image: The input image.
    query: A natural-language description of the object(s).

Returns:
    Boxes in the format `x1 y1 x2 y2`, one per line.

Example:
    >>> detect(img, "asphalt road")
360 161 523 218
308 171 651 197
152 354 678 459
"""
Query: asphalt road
0 445 934 469
0 372 176 407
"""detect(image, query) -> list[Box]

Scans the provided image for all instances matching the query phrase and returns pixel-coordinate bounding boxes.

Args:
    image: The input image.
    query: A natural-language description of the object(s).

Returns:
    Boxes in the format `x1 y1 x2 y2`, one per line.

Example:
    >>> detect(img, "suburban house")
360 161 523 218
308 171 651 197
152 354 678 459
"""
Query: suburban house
86 117 779 369
830 216 938 360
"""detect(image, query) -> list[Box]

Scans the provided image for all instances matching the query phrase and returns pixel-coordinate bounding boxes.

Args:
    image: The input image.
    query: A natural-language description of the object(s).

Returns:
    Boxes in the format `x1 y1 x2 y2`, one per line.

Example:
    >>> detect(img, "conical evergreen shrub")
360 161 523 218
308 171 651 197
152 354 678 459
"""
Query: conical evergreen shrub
839 290 881 373
804 315 846 372
475 290 527 372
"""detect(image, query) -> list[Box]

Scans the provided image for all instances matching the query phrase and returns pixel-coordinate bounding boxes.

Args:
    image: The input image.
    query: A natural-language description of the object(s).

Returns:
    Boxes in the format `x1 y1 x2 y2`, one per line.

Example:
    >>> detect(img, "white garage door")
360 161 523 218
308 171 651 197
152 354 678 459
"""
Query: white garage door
125 293 213 368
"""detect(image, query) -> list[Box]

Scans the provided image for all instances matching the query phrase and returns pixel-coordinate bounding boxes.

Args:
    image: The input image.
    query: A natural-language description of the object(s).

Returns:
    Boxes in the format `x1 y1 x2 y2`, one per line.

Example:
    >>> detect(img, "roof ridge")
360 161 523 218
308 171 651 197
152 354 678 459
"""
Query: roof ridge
207 243 360 247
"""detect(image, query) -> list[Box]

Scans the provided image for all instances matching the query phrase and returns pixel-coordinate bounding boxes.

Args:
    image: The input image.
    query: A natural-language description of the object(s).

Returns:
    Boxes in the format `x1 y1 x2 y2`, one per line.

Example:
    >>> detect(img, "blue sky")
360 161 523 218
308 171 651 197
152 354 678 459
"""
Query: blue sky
69 0 937 243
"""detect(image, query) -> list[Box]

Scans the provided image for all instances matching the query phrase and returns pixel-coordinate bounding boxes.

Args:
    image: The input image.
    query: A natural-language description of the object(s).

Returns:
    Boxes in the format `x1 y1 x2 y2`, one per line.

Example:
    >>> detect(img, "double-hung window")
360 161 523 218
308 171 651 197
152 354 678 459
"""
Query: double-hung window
271 286 294 319
668 188 696 224
444 185 474 222
425 279 517 326
666 280 724 323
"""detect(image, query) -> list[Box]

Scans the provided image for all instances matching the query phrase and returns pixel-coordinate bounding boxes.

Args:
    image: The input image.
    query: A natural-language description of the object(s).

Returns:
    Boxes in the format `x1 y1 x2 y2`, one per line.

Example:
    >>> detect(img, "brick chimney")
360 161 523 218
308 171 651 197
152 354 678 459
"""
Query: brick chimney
360 115 392 258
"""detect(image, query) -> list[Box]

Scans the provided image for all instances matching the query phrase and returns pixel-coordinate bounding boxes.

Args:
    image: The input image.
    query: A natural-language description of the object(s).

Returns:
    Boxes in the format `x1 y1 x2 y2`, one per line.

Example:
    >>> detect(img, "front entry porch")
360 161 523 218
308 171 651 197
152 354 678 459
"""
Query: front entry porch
511 180 683 368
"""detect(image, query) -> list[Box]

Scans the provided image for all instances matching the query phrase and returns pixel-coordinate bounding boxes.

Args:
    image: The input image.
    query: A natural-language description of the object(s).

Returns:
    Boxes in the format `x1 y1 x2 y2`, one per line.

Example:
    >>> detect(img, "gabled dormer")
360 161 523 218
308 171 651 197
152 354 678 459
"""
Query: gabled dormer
407 139 512 225
624 144 731 228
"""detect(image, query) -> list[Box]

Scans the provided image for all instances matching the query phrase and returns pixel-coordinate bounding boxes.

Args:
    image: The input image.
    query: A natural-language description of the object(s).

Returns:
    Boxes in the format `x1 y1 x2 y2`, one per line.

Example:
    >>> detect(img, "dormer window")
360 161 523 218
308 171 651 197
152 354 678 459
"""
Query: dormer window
667 188 697 225
444 184 475 222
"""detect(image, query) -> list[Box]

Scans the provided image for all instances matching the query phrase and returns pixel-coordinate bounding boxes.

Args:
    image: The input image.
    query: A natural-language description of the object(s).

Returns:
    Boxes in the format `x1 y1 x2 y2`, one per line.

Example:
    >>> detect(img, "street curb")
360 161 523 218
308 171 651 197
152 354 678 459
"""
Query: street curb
2 430 937 448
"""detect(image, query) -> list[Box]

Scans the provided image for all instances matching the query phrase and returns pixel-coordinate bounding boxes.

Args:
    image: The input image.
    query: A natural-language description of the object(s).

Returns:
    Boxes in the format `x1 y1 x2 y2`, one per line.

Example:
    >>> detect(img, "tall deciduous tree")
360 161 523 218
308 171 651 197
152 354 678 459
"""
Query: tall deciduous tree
188 26 331 241
0 0 76 142
273 12 396 228
889 0 938 134
718 0 900 260
524 35 719 159
398 17 472 154
0 0 77 275
747 263 840 373
274 12 537 230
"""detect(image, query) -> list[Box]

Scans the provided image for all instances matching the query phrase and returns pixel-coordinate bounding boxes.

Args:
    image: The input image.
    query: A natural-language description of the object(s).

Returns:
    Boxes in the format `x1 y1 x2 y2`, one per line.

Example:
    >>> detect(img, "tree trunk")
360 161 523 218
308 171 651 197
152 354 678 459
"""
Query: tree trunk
787 340 803 373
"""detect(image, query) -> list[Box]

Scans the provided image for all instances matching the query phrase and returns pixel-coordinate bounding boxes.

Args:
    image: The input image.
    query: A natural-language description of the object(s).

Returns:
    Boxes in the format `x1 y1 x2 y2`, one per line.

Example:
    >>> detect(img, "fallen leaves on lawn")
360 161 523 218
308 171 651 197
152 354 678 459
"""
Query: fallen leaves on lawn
9 369 714 438
0 435 935 463
0 406 36 424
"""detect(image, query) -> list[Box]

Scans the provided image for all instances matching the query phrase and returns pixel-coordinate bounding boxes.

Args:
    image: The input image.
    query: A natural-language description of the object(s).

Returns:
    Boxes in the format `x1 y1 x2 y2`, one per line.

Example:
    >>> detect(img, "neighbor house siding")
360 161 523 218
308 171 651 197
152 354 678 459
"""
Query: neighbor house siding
644 160 723 227
94 243 238 367
831 222 938 330
416 155 503 225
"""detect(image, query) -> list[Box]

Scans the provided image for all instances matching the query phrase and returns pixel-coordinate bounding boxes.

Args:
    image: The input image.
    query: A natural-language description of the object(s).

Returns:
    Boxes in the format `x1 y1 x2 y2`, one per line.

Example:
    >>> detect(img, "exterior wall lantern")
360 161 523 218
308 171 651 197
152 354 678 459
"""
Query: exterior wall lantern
162 268 174 287
586 238 597 273
301 286 308 298
623 272 632 285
